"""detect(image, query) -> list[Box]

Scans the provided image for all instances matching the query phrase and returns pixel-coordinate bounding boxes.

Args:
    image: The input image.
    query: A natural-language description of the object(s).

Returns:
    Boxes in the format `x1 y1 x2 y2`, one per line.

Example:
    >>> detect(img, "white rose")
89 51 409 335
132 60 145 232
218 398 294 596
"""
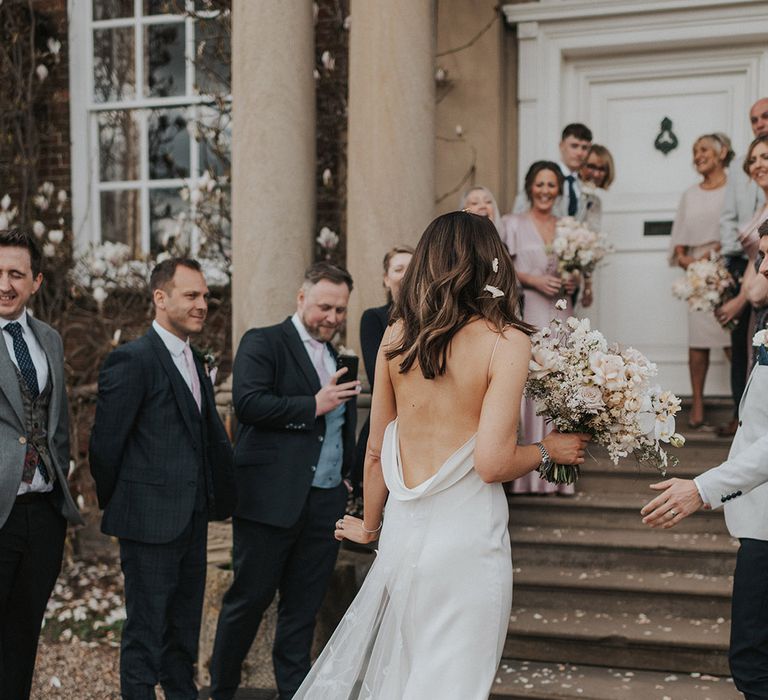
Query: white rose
577 385 604 412
753 329 768 347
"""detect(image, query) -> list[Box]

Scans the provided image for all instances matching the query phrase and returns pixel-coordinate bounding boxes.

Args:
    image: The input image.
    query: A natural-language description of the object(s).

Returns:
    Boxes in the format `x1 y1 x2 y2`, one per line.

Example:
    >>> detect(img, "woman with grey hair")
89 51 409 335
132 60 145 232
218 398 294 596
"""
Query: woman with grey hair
460 185 503 235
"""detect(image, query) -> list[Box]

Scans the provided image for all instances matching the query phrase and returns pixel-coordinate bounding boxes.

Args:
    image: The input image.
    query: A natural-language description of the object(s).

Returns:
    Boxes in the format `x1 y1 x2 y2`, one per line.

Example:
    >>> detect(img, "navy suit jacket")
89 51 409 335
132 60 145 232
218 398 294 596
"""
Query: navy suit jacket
232 318 356 528
88 327 235 543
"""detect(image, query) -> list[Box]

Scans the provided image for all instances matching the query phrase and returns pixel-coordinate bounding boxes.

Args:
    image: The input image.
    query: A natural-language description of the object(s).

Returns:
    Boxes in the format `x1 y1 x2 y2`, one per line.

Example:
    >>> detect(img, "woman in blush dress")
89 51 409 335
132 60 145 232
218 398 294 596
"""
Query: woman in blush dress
293 212 588 699
460 185 503 236
669 133 734 429
502 160 579 495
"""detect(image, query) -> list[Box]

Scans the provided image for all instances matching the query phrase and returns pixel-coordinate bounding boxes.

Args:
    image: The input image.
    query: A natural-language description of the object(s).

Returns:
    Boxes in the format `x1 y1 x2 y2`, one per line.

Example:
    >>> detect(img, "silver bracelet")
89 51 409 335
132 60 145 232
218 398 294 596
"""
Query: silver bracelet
361 521 383 534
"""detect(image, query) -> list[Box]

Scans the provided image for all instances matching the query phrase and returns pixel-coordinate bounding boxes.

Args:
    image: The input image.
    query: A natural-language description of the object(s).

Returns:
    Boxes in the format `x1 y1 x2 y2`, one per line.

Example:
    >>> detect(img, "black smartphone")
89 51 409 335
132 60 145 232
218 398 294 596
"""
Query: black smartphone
336 355 359 382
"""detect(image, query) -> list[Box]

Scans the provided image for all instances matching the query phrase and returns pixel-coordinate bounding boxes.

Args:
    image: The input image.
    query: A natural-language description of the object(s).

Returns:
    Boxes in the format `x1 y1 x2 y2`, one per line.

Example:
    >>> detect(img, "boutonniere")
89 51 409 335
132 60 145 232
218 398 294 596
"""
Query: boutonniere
752 329 768 348
192 346 218 384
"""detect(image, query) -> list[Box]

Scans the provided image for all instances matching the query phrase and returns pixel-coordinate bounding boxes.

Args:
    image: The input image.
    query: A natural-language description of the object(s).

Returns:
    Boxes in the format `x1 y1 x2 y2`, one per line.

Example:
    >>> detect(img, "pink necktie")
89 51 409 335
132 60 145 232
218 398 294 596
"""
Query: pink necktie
308 337 331 385
182 344 202 411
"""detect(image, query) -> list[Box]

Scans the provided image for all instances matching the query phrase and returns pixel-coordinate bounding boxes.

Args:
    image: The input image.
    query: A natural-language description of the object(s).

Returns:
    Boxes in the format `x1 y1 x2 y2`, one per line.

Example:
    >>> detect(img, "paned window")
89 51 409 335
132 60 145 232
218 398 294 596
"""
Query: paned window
71 0 230 254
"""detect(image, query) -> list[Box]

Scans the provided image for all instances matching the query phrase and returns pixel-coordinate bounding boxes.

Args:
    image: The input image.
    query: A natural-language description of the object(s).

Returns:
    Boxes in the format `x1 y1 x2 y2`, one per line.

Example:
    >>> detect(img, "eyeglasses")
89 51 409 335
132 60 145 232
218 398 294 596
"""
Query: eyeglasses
585 163 608 173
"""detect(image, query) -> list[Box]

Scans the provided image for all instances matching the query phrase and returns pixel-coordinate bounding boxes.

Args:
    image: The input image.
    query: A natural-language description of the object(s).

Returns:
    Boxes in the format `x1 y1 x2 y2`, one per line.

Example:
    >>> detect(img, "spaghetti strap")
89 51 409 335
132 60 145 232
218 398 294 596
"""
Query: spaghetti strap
487 333 502 384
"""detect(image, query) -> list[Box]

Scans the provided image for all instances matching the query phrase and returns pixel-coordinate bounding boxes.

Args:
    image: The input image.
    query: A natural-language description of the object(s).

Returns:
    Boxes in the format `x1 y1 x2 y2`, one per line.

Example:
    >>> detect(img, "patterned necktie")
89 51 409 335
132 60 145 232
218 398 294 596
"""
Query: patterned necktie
4 321 39 399
308 337 331 386
566 174 578 216
182 344 202 411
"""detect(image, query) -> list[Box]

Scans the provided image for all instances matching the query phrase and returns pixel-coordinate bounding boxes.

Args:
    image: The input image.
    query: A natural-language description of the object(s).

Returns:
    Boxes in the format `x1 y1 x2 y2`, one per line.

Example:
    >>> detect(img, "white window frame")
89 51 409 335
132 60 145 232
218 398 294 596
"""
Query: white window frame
69 0 229 254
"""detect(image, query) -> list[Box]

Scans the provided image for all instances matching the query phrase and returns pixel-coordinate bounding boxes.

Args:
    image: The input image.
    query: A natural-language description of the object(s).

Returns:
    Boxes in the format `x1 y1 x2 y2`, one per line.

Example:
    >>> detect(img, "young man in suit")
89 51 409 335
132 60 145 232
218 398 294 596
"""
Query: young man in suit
0 227 83 700
209 262 360 700
642 224 768 700
89 258 235 700
513 122 593 219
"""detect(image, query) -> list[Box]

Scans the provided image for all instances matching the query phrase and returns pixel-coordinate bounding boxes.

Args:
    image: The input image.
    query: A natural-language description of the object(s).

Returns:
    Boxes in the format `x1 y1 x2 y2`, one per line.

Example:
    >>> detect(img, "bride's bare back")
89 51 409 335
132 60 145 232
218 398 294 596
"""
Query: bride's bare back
385 318 525 488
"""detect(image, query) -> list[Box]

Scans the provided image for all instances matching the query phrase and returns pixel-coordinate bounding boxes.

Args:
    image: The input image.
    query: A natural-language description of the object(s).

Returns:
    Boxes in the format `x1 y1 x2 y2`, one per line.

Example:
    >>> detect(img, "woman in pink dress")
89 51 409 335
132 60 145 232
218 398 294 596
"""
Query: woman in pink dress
502 160 578 495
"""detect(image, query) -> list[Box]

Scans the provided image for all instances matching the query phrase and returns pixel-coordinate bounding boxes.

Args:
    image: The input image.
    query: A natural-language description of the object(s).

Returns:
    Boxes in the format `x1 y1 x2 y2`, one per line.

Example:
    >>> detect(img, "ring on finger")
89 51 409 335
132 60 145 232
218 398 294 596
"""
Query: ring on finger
670 510 678 517
336 519 344 529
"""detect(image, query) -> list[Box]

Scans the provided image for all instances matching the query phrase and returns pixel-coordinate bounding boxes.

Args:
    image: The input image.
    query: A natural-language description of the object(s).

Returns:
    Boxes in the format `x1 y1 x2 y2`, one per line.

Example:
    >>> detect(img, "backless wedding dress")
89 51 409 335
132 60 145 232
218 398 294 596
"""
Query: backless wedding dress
294 417 513 699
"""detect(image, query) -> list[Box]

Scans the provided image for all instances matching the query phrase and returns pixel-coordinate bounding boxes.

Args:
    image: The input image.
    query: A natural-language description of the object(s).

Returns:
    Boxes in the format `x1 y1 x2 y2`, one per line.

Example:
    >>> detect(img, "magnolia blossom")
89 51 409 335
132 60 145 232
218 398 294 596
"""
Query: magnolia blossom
322 168 333 187
321 50 335 71
42 243 56 258
316 226 339 250
32 221 46 238
47 38 61 56
92 286 108 305
36 64 49 81
0 194 10 211
48 229 64 244
0 214 8 230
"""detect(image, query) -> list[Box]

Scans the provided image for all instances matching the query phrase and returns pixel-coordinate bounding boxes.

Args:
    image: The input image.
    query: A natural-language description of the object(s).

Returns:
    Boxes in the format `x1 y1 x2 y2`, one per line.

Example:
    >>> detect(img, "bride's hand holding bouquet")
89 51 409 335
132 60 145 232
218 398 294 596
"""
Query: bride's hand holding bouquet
526 311 684 485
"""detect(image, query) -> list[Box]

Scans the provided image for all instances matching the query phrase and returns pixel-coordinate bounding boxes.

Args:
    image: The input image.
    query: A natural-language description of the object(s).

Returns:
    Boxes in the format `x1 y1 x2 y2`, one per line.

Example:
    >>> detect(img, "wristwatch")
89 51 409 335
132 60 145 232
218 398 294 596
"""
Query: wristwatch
535 441 552 469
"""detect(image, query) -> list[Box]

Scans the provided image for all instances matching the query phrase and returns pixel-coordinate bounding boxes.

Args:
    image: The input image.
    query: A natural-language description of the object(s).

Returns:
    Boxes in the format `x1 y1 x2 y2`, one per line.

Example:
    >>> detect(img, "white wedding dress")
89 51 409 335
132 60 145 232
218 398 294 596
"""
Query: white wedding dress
294 418 513 699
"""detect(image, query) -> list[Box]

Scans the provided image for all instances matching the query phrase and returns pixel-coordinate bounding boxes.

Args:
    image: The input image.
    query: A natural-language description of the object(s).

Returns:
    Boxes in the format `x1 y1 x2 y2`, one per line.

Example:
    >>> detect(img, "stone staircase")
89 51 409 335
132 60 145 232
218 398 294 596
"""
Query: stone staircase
491 429 742 699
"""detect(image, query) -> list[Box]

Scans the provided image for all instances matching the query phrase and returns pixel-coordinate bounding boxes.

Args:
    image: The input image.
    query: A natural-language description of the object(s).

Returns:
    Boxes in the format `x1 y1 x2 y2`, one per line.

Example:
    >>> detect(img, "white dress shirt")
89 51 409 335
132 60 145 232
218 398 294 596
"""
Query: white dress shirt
2 309 52 495
291 313 336 380
152 320 197 396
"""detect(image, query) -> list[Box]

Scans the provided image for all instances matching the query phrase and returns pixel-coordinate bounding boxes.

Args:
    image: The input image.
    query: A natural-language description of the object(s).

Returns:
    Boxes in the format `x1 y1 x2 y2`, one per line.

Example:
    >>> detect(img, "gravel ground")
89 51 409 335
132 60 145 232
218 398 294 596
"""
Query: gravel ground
32 639 121 700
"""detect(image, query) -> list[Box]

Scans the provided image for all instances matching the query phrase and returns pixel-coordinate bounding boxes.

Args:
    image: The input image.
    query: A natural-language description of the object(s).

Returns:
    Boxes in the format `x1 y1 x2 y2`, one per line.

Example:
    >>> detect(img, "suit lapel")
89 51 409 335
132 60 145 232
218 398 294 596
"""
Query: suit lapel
282 318 321 392
147 327 199 441
28 317 61 437
0 320 26 428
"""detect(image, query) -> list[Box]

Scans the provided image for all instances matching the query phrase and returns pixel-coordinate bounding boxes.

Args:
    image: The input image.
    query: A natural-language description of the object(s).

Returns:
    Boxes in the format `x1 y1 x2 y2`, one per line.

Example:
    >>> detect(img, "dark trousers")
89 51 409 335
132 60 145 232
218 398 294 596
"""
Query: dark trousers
730 538 768 699
0 493 66 700
210 485 346 700
119 507 208 700
727 256 752 417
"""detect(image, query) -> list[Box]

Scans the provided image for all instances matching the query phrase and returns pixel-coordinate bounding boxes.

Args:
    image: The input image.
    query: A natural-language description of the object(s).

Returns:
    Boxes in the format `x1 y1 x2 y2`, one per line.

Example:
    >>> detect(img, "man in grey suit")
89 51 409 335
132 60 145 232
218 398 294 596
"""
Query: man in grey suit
642 221 768 699
0 227 83 699
716 97 768 437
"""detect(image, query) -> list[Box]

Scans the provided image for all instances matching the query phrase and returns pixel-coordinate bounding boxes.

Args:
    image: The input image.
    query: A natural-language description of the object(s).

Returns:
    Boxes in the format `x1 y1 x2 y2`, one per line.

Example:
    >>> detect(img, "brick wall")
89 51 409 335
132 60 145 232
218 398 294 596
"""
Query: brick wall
35 0 72 201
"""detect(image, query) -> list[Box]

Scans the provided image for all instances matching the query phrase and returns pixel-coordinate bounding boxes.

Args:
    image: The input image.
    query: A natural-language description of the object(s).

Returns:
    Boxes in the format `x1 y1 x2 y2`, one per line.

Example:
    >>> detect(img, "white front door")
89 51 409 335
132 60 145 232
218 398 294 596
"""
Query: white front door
504 0 768 395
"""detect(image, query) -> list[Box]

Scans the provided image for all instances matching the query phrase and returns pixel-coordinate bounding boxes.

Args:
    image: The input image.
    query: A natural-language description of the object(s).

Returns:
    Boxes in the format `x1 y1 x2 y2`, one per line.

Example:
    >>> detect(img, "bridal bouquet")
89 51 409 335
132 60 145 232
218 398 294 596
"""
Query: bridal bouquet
671 254 736 327
526 313 684 484
552 217 611 277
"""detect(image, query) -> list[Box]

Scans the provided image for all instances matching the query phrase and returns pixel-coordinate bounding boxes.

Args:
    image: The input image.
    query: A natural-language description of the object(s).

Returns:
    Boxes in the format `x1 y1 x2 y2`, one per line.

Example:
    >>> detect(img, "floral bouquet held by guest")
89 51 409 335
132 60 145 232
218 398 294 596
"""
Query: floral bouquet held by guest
526 312 685 485
552 216 611 279
671 253 737 330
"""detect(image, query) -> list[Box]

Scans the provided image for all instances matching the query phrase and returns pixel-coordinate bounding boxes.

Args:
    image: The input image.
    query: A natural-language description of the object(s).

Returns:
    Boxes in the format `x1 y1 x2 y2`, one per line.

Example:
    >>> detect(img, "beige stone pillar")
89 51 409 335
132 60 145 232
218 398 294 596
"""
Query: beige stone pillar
231 1 315 343
346 0 436 354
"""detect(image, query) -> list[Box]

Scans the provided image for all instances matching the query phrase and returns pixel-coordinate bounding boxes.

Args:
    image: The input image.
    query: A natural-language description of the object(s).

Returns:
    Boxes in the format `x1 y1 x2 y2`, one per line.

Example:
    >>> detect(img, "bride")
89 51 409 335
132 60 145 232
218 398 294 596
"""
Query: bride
294 211 589 699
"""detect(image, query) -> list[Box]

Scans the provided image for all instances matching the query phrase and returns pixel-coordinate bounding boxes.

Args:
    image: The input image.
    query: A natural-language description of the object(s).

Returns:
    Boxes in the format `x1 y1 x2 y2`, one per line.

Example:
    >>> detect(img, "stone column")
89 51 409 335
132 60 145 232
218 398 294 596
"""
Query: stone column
231 1 315 343
346 0 436 354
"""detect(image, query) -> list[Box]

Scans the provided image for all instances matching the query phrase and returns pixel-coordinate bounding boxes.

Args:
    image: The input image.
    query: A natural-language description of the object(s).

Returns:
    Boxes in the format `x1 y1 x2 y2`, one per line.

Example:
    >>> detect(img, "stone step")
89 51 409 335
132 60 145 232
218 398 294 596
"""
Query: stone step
489 660 738 699
505 607 730 675
513 565 732 619
510 526 738 575
508 492 729 534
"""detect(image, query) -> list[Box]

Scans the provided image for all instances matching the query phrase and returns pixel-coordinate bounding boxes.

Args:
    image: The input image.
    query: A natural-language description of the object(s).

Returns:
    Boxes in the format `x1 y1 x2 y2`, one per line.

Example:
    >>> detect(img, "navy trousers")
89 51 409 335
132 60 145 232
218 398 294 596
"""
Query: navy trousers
0 493 66 700
119 507 208 700
730 538 768 699
210 484 346 700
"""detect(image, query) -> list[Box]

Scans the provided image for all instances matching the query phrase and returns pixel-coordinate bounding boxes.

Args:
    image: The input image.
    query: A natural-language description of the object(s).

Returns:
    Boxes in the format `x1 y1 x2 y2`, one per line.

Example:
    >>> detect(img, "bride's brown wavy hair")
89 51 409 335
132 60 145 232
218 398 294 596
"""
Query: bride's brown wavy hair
387 211 533 379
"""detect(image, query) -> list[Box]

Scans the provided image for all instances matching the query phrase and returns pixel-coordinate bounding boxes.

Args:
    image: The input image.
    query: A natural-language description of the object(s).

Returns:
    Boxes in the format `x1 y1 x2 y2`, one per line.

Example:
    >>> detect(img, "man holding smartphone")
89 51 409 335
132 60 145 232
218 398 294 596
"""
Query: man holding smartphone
210 262 360 700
